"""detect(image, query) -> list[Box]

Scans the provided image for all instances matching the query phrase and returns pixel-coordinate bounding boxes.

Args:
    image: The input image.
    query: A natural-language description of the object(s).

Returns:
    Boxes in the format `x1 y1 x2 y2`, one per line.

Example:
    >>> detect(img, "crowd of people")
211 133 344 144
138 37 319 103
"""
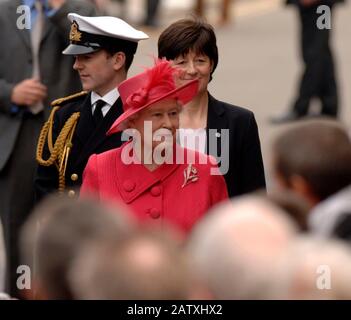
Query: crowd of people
3 131 351 299
0 0 350 300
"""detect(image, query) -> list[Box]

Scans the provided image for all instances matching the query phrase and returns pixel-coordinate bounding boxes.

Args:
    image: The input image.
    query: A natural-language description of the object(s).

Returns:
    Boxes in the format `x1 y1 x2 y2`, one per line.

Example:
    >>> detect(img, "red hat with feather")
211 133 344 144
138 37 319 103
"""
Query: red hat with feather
107 59 198 134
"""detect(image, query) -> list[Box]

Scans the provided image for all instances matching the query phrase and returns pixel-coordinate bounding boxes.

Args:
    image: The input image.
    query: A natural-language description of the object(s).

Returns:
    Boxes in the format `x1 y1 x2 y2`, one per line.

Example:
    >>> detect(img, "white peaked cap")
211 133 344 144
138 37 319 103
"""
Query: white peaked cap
67 13 149 42
63 13 149 55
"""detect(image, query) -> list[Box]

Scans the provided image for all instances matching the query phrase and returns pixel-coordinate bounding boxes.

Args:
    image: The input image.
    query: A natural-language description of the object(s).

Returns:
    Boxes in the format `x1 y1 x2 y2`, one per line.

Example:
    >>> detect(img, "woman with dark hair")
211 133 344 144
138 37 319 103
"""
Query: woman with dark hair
158 18 266 197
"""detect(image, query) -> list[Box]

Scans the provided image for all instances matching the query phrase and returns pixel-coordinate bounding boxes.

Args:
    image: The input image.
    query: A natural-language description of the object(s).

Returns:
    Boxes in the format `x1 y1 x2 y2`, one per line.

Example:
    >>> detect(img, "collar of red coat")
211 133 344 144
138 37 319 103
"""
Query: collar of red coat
113 142 185 203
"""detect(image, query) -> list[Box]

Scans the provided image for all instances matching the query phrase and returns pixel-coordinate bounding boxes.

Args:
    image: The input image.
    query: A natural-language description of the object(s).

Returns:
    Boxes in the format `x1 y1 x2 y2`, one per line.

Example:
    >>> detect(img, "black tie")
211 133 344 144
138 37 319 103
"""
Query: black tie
93 100 105 125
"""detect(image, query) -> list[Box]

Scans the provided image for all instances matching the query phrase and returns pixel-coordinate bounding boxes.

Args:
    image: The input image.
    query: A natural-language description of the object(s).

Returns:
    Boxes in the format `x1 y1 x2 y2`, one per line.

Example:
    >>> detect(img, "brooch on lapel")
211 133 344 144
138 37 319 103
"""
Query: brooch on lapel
181 164 199 188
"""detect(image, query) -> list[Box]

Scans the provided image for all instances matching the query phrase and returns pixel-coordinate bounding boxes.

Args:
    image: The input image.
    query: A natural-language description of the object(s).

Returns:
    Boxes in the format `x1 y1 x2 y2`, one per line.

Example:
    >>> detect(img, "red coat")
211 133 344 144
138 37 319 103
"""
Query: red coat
80 143 228 234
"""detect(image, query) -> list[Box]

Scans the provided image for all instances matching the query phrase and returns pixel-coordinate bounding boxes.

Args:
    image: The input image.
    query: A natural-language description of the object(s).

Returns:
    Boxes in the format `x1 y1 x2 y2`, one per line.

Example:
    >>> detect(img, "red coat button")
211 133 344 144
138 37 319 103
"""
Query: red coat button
123 180 135 192
150 186 161 197
149 208 161 219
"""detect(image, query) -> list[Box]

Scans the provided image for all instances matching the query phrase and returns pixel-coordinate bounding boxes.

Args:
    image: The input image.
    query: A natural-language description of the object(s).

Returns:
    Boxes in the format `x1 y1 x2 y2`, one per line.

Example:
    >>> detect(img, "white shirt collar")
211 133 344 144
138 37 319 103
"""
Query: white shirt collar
177 128 207 154
309 185 351 236
91 88 120 117
91 88 119 106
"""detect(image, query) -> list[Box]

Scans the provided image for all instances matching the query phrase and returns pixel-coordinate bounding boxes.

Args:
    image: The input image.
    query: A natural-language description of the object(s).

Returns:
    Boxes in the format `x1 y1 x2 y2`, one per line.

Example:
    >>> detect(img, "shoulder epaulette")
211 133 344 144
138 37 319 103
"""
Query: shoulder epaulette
51 91 88 107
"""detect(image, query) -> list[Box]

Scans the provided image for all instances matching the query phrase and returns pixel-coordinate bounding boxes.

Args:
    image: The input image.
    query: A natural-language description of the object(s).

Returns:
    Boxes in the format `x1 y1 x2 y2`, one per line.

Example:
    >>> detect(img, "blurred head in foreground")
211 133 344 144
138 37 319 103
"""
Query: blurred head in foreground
187 195 298 299
69 227 196 299
20 194 133 299
281 236 351 299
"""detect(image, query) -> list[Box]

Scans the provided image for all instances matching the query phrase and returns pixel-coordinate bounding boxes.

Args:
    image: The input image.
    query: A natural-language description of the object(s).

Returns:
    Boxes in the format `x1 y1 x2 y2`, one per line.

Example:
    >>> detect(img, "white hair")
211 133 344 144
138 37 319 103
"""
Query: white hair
187 195 298 299
281 236 351 299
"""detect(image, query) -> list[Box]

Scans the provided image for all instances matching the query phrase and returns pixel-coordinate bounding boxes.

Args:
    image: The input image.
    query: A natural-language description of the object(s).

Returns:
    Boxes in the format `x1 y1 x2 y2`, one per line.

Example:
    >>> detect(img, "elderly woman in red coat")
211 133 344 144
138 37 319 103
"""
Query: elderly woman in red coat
80 59 228 234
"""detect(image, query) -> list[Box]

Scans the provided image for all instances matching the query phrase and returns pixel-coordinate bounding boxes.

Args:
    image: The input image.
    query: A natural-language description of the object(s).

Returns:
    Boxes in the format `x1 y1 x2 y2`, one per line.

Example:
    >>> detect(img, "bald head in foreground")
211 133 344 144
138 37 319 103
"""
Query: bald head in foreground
187 195 298 299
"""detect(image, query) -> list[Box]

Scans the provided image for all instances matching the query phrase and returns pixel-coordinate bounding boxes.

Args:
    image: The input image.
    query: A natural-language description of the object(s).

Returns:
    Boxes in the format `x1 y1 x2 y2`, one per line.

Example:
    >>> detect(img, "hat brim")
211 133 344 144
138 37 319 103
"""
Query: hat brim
107 79 198 135
62 43 100 55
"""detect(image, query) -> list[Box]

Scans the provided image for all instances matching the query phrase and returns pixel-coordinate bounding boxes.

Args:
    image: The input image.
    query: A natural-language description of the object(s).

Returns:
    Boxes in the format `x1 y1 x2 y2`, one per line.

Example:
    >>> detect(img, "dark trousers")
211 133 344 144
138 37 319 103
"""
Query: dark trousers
0 112 43 297
144 0 160 26
292 4 338 116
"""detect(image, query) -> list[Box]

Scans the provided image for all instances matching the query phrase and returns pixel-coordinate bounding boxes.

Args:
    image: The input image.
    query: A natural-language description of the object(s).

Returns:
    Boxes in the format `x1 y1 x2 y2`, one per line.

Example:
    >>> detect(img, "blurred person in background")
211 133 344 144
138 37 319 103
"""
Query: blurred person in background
272 119 351 208
0 221 11 299
69 228 198 299
265 189 312 231
158 18 266 198
187 196 298 299
194 0 232 25
20 195 133 299
309 184 351 240
80 59 228 235
272 119 351 240
0 0 96 297
88 0 110 14
143 0 161 28
272 0 345 123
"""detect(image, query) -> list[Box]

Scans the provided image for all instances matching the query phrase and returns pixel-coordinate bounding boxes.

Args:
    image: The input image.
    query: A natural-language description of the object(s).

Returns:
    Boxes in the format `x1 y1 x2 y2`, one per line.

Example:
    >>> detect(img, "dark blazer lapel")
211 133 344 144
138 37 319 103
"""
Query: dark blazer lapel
206 94 227 159
9 0 31 50
73 93 95 146
75 97 123 167
63 94 92 168
40 15 54 45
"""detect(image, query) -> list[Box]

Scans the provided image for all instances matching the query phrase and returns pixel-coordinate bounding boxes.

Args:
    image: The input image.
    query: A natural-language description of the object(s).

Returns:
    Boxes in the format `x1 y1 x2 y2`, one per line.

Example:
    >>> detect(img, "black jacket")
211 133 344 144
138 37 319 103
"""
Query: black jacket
206 94 266 197
35 93 124 200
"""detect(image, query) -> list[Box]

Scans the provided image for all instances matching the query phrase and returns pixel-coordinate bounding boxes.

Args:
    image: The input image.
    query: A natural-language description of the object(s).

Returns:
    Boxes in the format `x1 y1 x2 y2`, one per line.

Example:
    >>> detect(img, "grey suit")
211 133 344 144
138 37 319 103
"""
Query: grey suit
0 0 96 295
0 0 96 170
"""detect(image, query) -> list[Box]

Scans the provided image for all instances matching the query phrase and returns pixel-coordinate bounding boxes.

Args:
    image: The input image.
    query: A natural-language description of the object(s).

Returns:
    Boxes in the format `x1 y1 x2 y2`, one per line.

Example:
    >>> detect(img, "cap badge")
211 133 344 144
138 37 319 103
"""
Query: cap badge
69 21 82 42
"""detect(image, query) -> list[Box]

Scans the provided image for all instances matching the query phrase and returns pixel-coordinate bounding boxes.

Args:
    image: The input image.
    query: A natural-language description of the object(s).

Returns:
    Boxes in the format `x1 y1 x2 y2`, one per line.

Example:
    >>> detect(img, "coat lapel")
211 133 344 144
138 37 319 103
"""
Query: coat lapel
62 94 91 171
74 97 123 167
40 15 54 45
73 93 95 146
9 0 31 50
114 143 180 204
206 94 227 159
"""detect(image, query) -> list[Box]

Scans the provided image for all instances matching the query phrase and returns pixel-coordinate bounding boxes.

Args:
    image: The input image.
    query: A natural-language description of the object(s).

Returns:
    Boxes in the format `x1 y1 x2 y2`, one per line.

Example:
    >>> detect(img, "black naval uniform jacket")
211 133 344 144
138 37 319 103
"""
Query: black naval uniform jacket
35 92 124 201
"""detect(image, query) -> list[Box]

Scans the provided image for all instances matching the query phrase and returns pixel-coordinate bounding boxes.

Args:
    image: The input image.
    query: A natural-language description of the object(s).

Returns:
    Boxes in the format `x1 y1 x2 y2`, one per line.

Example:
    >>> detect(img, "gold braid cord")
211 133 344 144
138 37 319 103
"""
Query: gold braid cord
36 107 80 193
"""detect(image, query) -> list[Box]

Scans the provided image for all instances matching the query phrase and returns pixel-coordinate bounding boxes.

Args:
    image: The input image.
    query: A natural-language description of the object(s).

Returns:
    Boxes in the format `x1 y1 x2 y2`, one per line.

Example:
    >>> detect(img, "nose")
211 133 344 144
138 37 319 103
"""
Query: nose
162 114 173 129
73 56 82 71
185 61 197 76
